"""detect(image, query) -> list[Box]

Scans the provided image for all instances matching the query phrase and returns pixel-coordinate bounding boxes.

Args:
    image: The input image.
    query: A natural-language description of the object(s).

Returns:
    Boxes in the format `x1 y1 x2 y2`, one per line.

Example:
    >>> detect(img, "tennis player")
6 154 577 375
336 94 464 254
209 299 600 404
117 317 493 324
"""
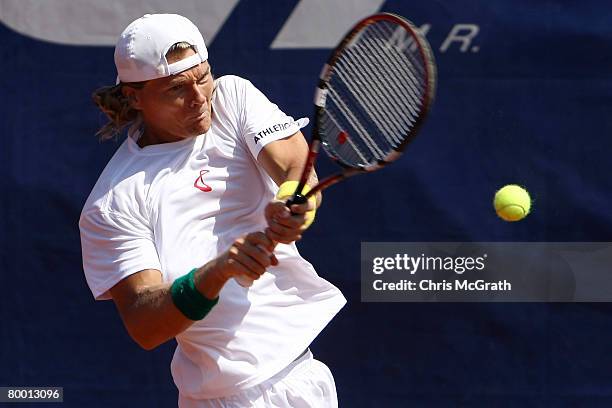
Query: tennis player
79 13 346 407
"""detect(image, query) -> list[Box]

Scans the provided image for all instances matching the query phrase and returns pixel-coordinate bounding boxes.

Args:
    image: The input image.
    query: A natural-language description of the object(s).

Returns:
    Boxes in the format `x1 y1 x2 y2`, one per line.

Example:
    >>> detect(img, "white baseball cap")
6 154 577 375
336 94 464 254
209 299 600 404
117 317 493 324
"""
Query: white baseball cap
114 14 208 83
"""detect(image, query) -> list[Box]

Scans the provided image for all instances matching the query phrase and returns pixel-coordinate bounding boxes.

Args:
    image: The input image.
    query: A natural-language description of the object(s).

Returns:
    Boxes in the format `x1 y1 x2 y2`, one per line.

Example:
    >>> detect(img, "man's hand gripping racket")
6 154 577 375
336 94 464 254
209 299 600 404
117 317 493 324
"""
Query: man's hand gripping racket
236 13 437 287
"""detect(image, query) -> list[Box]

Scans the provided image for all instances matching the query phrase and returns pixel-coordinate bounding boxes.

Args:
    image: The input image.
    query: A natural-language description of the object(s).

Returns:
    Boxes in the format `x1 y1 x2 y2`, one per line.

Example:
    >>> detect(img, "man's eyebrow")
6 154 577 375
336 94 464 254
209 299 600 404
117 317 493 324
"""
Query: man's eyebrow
198 67 211 80
168 66 210 86
168 77 188 86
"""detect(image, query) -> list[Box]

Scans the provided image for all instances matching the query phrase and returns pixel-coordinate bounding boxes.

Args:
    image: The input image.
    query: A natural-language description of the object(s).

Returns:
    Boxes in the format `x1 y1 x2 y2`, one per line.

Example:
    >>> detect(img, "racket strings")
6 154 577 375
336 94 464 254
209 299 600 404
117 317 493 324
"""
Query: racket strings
319 97 378 165
370 22 427 110
375 21 426 81
320 110 370 164
334 51 407 145
357 23 424 121
320 19 429 168
325 82 387 158
323 64 401 164
322 88 387 164
341 28 416 137
342 40 417 136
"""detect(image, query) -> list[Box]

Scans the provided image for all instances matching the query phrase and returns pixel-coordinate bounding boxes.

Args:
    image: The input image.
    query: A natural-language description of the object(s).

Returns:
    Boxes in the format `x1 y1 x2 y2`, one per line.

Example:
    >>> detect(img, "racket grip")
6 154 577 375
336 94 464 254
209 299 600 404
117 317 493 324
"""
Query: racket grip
286 193 308 207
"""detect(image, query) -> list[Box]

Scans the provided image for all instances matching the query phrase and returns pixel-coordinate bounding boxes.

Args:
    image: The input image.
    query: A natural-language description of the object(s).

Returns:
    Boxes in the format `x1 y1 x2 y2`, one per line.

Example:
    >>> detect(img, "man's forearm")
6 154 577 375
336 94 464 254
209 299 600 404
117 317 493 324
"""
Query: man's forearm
257 132 323 208
121 261 228 350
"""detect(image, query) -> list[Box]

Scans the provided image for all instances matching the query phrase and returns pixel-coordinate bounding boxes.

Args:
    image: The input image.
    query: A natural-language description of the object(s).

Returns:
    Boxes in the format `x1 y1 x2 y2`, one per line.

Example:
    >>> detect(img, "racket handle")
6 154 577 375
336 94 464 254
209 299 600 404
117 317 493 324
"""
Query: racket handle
286 193 308 207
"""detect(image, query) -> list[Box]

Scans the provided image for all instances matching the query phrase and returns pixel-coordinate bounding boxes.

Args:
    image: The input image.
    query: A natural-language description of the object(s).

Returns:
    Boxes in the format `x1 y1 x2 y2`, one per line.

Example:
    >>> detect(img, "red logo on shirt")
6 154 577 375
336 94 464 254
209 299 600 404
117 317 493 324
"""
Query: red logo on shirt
194 170 212 192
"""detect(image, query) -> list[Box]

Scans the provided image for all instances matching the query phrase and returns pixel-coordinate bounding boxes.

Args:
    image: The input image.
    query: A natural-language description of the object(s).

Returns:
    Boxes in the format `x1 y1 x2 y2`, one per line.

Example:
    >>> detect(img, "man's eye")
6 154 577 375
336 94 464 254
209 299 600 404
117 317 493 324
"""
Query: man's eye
170 84 183 92
197 77 208 85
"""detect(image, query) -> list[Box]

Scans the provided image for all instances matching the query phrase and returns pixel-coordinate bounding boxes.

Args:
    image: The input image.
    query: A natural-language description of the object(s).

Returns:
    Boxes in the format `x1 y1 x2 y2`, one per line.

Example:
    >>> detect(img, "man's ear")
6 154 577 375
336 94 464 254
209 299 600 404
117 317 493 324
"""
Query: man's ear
121 86 143 110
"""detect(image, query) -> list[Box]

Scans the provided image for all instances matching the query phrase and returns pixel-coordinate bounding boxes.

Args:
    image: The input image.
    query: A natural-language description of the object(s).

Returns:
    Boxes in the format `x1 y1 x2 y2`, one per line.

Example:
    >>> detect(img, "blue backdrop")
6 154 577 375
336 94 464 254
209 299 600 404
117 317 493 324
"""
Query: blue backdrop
2 0 612 406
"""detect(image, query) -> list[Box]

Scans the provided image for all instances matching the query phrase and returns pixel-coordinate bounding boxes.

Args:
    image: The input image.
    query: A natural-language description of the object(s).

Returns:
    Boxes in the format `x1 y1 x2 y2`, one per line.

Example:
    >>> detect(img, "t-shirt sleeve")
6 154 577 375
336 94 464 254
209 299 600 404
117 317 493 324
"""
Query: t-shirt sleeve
79 209 162 301
237 78 309 159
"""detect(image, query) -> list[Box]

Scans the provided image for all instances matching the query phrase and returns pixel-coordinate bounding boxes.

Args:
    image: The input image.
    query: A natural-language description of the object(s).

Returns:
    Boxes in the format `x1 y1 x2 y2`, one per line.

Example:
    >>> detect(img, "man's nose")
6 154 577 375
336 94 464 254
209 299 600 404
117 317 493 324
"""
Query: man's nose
190 84 207 107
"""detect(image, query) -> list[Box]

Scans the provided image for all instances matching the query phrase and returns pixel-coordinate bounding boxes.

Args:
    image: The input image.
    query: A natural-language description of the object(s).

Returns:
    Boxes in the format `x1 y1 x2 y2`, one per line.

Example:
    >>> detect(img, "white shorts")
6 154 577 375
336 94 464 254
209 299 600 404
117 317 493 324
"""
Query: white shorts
178 350 338 408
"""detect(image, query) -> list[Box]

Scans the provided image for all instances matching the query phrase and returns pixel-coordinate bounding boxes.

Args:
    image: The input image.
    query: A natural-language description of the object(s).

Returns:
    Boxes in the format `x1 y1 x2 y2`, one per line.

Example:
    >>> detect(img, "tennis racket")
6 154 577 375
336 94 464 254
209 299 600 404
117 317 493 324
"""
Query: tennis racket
237 12 437 287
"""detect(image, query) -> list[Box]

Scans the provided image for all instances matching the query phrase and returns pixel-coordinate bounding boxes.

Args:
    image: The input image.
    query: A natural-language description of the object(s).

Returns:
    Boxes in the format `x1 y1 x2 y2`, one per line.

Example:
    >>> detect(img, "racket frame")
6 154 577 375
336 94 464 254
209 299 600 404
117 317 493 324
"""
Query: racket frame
289 12 437 203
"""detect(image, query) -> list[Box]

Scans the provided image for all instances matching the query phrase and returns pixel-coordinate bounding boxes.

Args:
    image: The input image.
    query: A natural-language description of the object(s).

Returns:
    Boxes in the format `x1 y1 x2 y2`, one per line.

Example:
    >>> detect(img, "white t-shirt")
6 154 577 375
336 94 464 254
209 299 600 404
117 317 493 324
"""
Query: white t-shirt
79 75 346 399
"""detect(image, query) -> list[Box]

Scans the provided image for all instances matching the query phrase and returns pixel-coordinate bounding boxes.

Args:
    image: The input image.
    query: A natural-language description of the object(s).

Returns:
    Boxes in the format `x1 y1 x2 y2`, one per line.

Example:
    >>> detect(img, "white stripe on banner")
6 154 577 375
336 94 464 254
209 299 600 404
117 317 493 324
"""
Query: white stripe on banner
270 0 385 49
0 0 239 46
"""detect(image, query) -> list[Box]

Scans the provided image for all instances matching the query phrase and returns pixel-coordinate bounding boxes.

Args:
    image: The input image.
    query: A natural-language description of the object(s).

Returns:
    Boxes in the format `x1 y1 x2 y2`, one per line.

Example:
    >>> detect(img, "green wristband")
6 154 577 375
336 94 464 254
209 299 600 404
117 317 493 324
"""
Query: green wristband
170 268 219 321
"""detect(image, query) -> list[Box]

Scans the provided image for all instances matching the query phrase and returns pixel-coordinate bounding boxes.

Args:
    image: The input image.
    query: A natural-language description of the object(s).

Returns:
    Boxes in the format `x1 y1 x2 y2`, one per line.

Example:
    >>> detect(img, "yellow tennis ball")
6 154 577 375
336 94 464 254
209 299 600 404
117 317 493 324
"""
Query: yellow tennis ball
494 185 531 222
